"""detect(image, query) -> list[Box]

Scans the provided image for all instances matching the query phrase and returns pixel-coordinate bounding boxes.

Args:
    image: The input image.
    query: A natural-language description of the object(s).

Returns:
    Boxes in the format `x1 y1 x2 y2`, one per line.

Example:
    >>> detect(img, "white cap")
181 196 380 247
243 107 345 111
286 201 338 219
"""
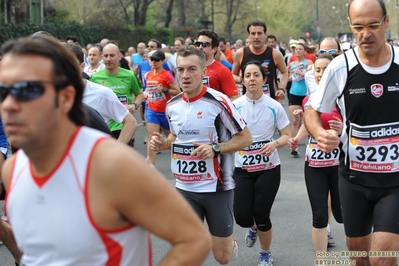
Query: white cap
161 43 166 49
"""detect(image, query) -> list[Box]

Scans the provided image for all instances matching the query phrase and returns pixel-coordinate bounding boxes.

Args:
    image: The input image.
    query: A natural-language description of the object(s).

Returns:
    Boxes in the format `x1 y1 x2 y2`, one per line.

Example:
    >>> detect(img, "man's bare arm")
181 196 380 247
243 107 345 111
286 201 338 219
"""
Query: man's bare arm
117 113 137 144
92 142 212 266
220 126 253 154
232 48 243 83
1 156 22 263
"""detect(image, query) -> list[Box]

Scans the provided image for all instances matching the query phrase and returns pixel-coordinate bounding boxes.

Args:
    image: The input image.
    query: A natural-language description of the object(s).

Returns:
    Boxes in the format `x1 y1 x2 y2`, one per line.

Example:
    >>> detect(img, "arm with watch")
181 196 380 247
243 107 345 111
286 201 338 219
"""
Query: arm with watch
191 127 253 160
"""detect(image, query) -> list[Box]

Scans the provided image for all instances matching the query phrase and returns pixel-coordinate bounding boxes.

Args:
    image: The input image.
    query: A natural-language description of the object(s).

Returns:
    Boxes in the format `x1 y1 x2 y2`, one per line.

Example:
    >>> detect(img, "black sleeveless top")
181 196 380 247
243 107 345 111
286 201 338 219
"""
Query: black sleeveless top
241 46 278 99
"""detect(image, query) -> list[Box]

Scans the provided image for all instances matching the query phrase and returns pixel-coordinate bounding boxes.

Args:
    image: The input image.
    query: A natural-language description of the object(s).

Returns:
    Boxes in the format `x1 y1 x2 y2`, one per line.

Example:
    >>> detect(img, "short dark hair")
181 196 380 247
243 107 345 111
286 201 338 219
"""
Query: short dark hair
298 36 308 43
66 35 79 43
1 36 87 125
247 20 267 33
267 35 277 41
185 37 195 44
348 0 387 18
174 37 185 45
177 45 206 69
148 39 162 48
219 37 227 44
66 42 84 64
197 29 219 48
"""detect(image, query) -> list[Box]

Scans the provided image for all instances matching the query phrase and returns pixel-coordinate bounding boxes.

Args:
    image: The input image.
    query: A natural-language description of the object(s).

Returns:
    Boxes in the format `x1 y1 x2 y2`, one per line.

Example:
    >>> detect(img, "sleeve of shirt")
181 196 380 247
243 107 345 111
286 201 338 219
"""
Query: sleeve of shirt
309 58 347 114
219 67 238 97
130 73 141 95
305 67 318 95
217 93 247 134
98 90 130 124
166 70 175 84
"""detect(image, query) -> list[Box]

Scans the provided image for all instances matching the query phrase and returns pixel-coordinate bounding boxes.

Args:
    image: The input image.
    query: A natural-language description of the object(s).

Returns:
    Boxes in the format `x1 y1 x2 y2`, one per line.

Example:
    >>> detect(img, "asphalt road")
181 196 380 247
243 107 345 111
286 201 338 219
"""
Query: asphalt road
0 98 350 266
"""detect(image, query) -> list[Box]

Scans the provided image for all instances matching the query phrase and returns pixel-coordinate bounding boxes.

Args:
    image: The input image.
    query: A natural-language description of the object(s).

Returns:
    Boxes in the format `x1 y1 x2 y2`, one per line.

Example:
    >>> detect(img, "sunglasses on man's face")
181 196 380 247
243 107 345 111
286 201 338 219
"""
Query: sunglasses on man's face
0 81 53 102
195 41 212 48
319 49 338 54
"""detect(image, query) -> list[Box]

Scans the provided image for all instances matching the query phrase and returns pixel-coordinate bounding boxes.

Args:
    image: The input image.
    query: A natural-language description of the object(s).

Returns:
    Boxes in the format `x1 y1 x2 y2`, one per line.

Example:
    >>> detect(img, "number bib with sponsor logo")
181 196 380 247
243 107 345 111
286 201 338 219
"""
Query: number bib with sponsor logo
348 122 399 173
236 141 277 172
262 84 270 96
291 63 305 83
171 143 216 182
305 137 340 167
117 95 128 106
146 80 166 103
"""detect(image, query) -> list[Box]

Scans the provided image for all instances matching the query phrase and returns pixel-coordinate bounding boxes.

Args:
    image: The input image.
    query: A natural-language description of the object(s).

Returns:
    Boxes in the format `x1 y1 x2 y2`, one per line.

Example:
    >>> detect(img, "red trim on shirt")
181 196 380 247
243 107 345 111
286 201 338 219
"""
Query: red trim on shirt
31 126 82 188
98 232 123 266
182 85 207 102
4 151 20 222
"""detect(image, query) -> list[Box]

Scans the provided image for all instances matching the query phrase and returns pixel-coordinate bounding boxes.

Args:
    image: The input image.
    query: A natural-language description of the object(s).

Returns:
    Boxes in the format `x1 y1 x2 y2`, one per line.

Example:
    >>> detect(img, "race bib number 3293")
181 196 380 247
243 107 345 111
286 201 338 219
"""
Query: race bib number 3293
348 122 399 173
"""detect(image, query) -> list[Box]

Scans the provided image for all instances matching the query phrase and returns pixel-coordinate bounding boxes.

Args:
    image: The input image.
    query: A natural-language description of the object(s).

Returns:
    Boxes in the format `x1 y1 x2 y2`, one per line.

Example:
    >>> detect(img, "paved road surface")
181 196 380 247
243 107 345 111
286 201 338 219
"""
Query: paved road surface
0 99 350 266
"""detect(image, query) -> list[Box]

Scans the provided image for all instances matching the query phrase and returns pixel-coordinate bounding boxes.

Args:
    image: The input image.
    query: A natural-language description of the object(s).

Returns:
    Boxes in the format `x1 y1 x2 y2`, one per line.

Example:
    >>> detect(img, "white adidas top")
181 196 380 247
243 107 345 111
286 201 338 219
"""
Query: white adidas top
6 127 151 266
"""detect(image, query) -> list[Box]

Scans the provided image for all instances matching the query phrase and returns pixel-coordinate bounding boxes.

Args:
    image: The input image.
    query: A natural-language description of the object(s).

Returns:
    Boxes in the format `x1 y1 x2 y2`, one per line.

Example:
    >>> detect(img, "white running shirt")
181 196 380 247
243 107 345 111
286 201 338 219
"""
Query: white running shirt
6 127 151 266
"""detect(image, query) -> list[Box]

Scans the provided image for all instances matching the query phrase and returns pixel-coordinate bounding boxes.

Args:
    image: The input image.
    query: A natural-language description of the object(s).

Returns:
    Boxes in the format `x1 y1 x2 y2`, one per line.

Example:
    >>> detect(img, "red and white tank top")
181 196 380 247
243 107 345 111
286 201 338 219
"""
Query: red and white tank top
6 126 151 266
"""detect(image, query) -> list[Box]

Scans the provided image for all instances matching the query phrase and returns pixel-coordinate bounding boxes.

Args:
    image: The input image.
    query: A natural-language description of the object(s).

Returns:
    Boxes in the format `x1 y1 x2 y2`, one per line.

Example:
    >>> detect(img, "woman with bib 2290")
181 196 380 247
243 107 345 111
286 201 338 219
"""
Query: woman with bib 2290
233 60 290 266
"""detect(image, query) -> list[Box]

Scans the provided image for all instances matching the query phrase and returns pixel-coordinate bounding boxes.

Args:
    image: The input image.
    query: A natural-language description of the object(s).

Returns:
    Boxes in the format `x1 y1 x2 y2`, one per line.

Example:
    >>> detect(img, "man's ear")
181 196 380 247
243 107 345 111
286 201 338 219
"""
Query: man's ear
58 85 76 115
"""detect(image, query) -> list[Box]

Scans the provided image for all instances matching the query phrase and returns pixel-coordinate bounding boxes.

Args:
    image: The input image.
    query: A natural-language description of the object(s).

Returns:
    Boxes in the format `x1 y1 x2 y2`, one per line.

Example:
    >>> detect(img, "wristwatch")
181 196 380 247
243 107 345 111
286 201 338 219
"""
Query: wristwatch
133 103 139 110
162 88 169 93
211 143 221 157
278 88 286 93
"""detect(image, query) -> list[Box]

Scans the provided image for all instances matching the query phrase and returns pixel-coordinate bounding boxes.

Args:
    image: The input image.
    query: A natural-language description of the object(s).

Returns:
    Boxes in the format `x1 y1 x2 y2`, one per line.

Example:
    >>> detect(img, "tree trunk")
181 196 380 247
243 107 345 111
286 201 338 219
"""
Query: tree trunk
164 0 175 27
176 0 186 26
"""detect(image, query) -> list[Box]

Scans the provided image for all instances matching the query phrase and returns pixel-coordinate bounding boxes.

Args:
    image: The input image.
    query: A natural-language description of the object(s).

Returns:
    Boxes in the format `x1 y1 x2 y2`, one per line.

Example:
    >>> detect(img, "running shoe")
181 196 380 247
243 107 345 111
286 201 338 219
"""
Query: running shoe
245 228 258 248
0 239 3 245
258 251 273 266
291 148 299 157
231 237 239 261
327 232 335 247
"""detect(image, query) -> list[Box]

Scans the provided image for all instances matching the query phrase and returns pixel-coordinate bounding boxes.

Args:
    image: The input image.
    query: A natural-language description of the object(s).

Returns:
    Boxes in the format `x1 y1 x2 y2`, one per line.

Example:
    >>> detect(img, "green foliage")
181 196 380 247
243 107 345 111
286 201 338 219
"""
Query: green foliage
0 21 104 46
44 8 70 24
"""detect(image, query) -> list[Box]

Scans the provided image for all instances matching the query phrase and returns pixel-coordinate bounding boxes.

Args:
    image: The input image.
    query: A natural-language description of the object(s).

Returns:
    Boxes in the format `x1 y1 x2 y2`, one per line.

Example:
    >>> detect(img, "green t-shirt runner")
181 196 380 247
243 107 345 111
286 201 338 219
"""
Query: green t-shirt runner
91 67 141 132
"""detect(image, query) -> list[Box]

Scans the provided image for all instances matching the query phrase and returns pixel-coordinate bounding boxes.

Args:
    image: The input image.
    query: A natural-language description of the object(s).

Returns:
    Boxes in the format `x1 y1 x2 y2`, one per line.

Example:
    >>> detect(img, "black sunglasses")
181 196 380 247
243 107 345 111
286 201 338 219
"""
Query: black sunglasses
195 41 212 48
150 57 161 62
0 81 54 102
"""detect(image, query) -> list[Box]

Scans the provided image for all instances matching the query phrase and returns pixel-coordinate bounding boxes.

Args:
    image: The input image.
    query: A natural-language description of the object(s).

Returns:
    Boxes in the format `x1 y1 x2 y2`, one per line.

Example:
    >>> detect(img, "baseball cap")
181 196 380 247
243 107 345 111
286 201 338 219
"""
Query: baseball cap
150 50 166 61
289 39 298 48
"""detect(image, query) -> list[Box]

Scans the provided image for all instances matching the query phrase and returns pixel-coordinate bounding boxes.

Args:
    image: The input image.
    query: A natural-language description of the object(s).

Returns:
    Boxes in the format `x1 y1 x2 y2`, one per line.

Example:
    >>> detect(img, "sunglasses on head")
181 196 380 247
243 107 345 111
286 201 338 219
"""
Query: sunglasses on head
195 41 212 48
150 57 161 62
319 49 338 54
0 81 54 102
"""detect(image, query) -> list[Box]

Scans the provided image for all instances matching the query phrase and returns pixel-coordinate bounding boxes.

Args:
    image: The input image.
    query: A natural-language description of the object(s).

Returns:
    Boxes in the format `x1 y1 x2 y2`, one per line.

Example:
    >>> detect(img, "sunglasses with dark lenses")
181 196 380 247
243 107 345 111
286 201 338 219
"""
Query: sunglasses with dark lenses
150 57 161 62
319 49 338 54
0 81 52 102
195 41 212 48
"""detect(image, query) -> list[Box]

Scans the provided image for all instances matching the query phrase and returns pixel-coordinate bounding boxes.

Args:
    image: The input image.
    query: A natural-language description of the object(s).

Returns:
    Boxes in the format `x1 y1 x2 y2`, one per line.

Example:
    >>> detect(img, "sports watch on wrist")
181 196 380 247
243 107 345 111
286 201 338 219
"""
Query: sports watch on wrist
211 143 221 157
162 88 169 93
133 103 139 110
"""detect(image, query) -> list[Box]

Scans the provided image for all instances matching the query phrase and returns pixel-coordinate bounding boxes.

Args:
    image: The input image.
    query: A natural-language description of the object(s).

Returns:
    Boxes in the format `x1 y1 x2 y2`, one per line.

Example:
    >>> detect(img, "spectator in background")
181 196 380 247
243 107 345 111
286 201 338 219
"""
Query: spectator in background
185 36 195 46
66 35 79 44
235 39 244 50
84 44 105 77
219 37 234 64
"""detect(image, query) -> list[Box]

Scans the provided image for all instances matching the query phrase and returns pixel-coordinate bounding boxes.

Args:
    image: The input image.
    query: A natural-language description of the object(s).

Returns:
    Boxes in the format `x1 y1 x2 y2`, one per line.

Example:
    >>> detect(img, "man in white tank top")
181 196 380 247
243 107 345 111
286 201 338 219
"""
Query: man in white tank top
0 35 211 266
